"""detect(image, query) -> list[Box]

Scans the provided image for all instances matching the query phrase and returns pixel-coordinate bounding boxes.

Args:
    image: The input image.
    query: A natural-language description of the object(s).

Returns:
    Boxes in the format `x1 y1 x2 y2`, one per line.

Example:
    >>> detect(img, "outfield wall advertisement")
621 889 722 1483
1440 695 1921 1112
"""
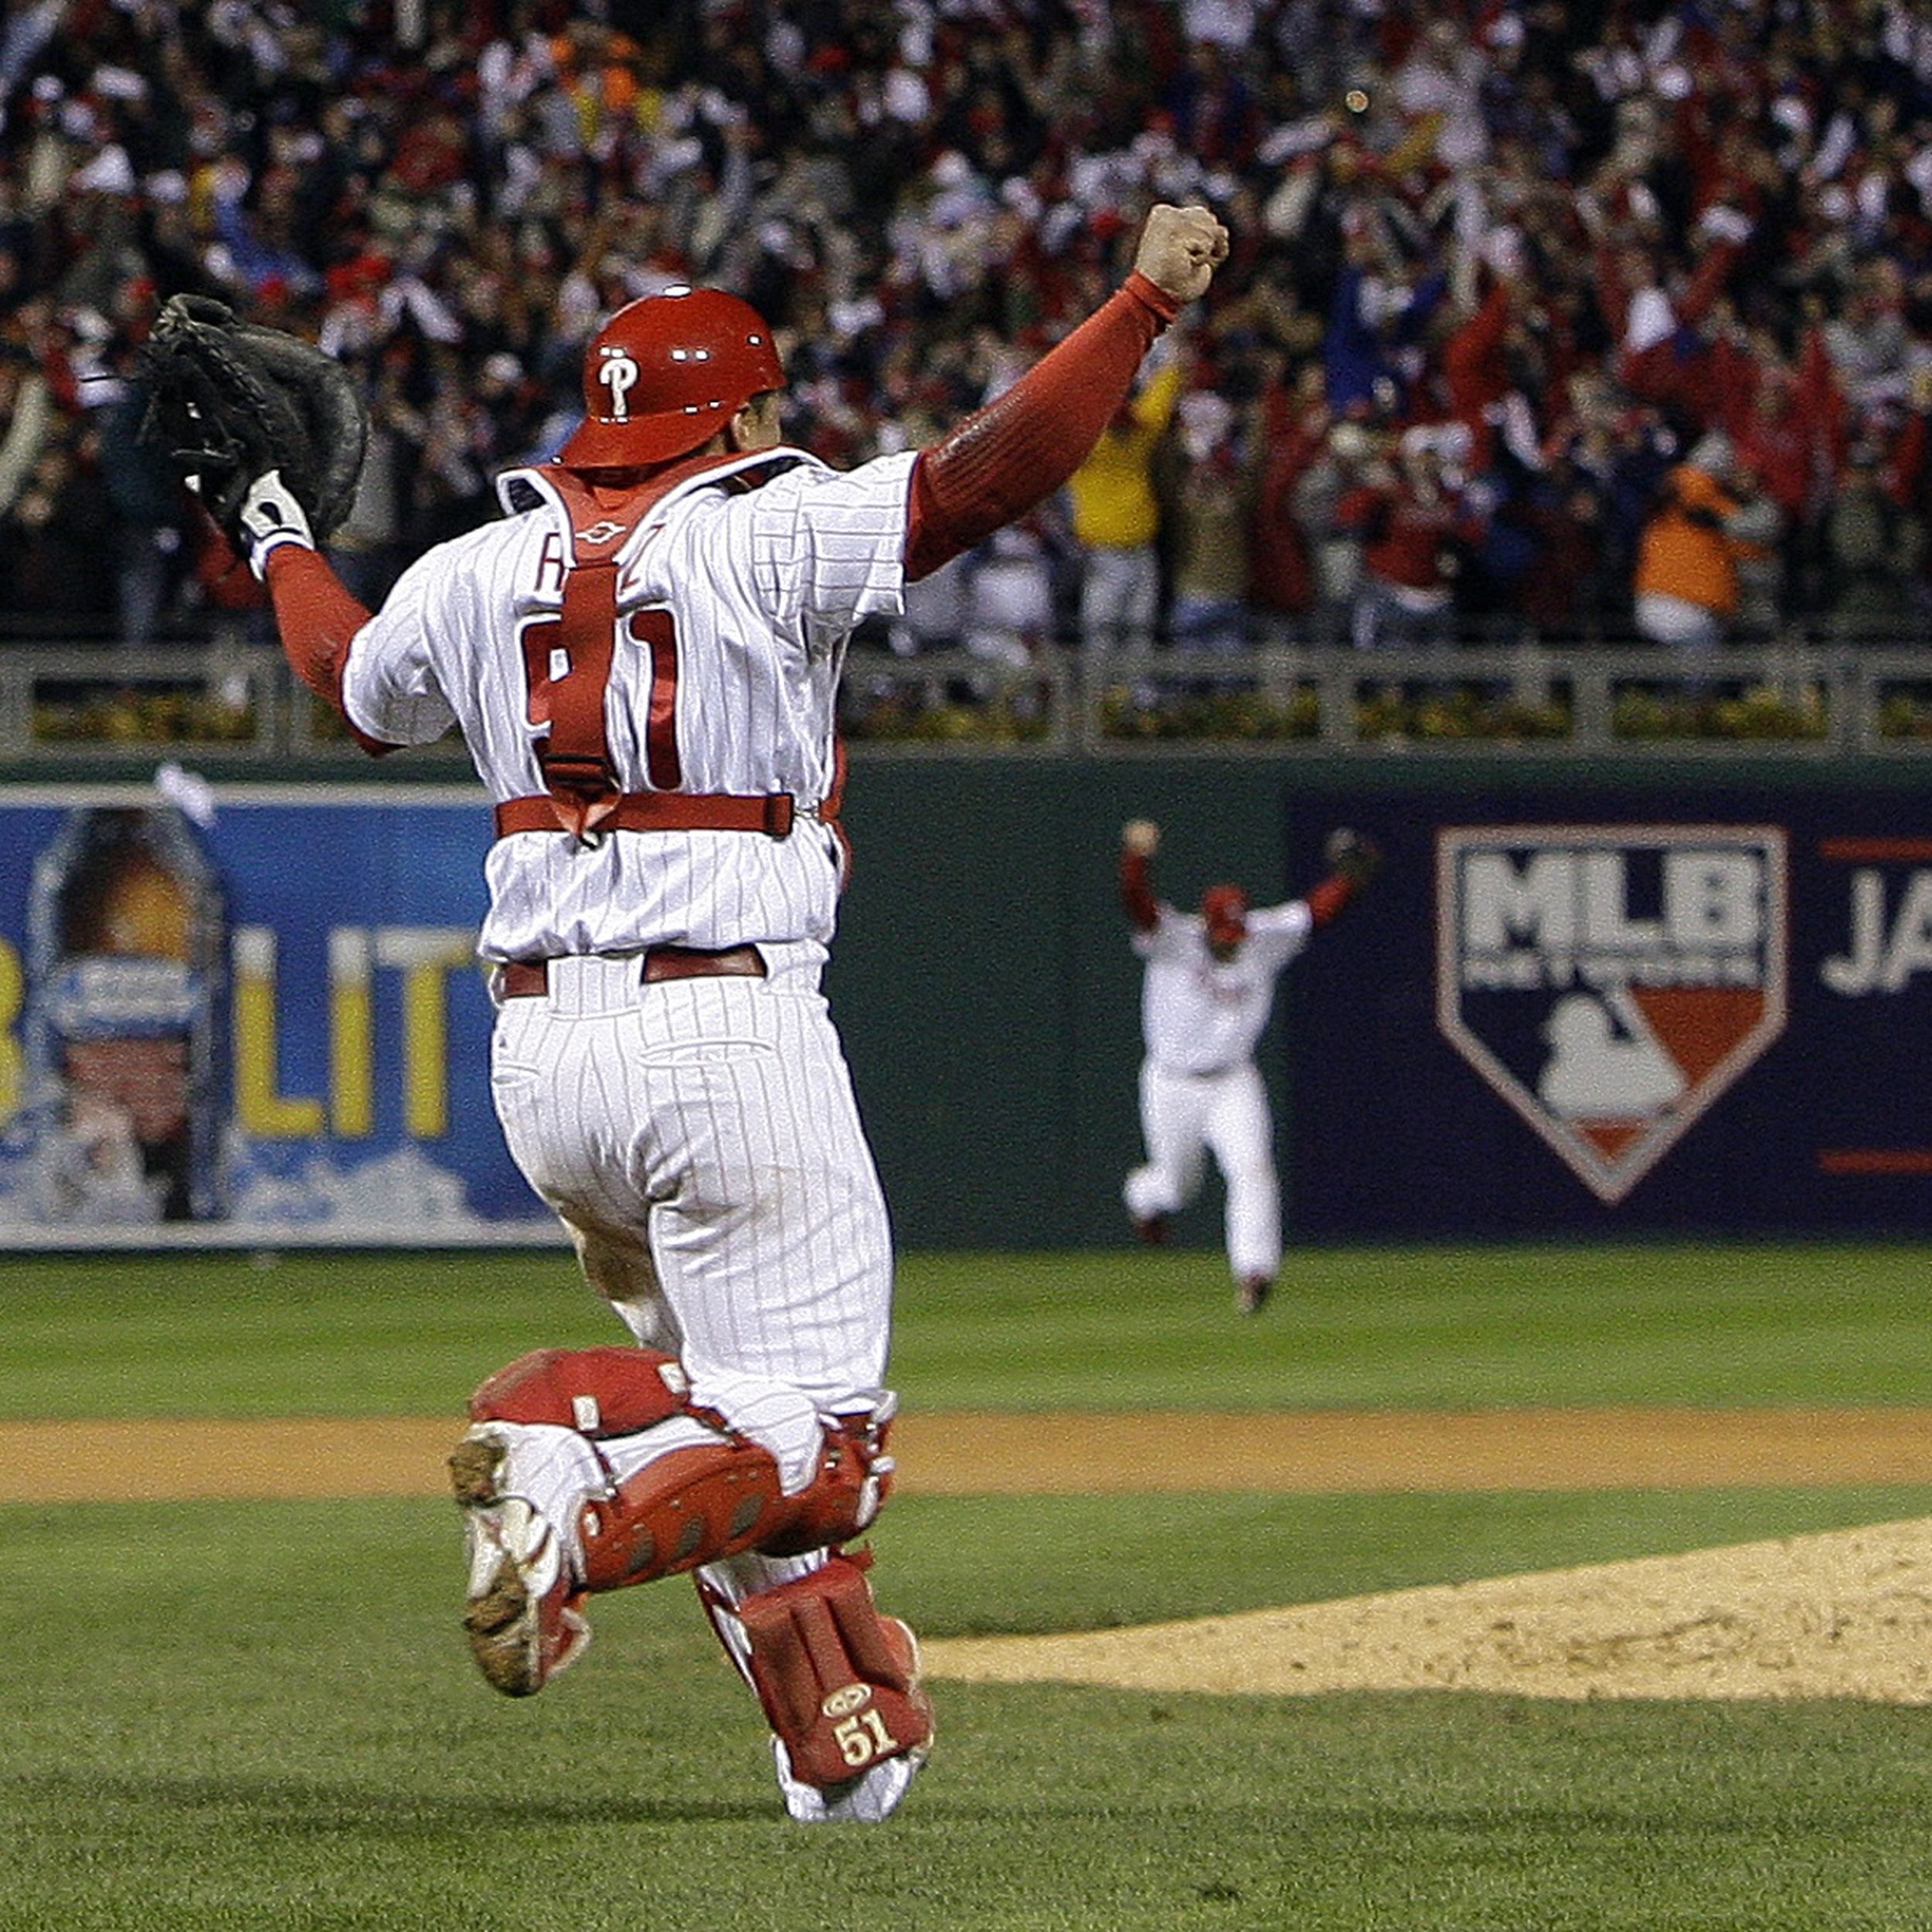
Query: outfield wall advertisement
1285 786 1932 1238
2 774 1925 1251
0 785 558 1247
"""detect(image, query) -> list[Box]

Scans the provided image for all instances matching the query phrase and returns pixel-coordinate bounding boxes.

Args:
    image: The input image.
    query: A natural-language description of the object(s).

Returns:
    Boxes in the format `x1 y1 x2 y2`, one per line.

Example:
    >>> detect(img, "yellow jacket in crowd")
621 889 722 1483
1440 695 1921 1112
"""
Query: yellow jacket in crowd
1065 359 1184 549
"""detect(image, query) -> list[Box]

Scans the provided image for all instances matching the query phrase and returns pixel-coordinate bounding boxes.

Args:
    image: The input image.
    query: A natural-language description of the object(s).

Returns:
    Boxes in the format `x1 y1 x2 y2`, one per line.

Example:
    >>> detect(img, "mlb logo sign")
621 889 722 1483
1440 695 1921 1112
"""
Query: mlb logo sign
1436 826 1788 1203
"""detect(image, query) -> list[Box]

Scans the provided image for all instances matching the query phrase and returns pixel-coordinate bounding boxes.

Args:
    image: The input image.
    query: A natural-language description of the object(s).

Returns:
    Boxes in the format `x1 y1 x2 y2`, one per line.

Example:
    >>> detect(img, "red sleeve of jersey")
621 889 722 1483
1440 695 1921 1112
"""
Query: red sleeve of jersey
1120 848 1160 933
1304 872 1359 928
903 272 1181 582
263 547 397 756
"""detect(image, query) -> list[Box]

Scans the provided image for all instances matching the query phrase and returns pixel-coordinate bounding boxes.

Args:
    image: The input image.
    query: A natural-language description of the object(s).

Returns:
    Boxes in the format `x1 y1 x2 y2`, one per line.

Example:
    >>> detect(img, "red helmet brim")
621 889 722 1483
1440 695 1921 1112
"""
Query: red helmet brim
556 403 729 468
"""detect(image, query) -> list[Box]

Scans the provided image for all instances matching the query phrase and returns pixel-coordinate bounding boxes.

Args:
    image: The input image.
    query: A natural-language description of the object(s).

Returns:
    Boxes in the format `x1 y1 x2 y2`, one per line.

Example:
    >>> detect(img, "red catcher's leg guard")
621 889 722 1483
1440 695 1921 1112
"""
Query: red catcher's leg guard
758 1412 897 1556
467 1345 691 1437
577 1412 897 1594
578 1437 788 1590
736 1553 934 1790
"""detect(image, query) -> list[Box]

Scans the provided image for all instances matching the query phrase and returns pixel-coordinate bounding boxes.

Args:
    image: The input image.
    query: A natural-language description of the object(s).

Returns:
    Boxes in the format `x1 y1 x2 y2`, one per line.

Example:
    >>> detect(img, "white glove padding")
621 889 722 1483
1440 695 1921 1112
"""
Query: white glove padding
233 469 316 580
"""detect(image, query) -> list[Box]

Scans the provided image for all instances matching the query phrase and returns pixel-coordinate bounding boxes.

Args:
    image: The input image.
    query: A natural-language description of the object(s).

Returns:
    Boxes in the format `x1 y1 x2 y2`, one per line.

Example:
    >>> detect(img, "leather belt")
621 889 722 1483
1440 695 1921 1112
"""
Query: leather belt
499 945 767 998
494 792 795 838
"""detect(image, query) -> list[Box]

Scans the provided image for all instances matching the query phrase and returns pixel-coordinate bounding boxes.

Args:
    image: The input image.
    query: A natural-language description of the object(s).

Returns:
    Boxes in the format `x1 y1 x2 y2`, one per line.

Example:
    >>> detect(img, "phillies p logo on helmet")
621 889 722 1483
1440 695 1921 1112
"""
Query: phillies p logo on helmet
597 349 641 421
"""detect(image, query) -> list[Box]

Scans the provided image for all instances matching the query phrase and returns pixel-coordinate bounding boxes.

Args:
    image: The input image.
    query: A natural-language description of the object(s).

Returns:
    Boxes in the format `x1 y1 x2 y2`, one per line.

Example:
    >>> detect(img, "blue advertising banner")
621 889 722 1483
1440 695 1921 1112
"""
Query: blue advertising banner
1284 785 1932 1237
0 784 559 1247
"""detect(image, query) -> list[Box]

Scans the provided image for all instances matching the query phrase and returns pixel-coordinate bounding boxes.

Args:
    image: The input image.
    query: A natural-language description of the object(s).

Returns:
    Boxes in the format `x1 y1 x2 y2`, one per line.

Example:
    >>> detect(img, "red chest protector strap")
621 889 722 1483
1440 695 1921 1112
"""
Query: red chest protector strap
516 467 660 842
501 455 815 845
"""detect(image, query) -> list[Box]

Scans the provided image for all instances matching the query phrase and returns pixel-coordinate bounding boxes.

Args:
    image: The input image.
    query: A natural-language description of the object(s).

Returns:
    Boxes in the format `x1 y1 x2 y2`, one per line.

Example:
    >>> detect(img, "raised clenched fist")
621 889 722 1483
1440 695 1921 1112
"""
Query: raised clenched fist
1122 818 1161 858
1133 205 1230 305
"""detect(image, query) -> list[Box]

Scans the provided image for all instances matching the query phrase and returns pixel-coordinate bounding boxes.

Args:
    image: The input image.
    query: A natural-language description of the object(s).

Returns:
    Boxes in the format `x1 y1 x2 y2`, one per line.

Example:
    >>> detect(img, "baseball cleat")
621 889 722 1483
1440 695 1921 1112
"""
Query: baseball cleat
450 1428 590 1696
1132 1212 1169 1246
1235 1274 1273 1316
774 1737 927 1823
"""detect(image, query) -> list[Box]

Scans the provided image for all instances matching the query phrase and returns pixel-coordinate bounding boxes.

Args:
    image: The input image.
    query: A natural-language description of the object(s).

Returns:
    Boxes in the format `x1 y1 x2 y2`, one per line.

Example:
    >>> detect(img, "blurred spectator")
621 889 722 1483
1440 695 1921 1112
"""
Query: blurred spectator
1726 462 1787 641
1718 331 1844 619
1163 383 1255 653
1822 444 1923 643
0 345 56 517
94 364 186 648
964 518 1060 672
1509 461 1621 642
1243 359 1327 642
889 551 970 659
1338 426 1481 652
1631 433 1770 661
1065 347 1184 656
1291 417 1379 647
0 440 117 628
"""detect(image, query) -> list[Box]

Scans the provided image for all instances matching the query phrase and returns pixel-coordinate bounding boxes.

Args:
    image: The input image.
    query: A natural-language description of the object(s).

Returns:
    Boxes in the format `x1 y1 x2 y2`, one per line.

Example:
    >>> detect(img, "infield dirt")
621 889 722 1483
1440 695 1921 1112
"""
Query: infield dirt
12 1408 1932 1706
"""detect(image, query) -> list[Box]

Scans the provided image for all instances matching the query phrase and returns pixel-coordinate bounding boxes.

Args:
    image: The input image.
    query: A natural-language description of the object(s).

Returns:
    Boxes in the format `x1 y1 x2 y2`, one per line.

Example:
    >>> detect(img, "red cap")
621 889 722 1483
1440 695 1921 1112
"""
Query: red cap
1200 884 1249 947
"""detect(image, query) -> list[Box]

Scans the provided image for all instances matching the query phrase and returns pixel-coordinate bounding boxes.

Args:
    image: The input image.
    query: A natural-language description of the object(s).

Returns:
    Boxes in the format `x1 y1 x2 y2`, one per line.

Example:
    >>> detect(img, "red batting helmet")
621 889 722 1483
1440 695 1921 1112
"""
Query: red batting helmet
1200 884 1250 947
557 287 785 469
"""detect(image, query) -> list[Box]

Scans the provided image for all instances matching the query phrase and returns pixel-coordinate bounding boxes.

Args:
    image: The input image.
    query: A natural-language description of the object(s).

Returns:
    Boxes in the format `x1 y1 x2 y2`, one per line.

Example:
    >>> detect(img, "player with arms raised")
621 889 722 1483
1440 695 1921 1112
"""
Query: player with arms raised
1118 815 1379 1315
141 205 1229 1822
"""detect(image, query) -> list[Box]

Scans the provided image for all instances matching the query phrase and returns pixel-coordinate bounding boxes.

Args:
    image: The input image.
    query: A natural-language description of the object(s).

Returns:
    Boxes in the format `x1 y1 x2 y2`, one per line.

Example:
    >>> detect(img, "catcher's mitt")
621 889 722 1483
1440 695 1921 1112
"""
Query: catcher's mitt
137 294 367 546
1324 826 1383 887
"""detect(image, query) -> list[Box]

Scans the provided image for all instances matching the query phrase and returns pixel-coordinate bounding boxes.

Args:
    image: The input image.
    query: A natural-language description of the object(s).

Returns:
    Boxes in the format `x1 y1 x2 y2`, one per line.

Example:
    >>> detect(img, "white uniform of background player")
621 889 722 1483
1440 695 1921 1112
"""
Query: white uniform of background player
235 209 1232 1825
1117 818 1375 1315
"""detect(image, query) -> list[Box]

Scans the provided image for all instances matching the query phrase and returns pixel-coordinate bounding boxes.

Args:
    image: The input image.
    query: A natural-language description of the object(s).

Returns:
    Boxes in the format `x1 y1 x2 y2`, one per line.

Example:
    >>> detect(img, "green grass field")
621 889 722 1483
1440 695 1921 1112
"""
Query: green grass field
6 1243 1932 1930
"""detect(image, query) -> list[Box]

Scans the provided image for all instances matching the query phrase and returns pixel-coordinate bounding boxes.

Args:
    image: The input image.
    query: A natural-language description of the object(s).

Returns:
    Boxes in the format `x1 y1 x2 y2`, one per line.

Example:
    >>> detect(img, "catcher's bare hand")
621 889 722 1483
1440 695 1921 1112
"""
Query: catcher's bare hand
1122 818 1161 858
1134 206 1230 305
1325 827 1382 887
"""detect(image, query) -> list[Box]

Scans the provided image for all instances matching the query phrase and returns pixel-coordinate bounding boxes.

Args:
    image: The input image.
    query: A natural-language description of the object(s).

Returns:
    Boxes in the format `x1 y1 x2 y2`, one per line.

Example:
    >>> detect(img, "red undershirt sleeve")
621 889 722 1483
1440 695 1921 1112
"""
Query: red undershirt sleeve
1120 849 1161 933
262 546 398 755
903 271 1182 582
1304 872 1359 928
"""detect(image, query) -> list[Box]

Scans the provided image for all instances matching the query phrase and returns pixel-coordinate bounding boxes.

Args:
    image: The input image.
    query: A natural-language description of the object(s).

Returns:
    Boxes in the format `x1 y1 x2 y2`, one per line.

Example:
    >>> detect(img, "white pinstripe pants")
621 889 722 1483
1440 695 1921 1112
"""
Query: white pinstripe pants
1124 1056 1281 1283
488 947 894 1493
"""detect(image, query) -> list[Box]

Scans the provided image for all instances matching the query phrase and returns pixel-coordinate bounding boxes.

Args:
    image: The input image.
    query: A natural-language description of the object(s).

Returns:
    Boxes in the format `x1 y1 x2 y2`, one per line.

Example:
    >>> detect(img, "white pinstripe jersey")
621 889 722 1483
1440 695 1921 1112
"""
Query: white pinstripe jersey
340 446 920 961
1133 900 1313 1075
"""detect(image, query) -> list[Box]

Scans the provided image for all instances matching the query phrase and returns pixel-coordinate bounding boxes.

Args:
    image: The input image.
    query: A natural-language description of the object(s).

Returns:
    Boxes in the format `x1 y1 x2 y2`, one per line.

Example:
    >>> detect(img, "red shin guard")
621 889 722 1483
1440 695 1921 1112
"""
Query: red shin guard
736 1553 934 1789
579 1437 789 1588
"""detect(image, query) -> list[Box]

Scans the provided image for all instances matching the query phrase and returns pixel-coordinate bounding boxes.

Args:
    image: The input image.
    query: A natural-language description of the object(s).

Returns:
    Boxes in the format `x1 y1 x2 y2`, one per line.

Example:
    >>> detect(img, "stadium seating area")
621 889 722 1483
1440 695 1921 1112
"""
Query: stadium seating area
3 0 1931 747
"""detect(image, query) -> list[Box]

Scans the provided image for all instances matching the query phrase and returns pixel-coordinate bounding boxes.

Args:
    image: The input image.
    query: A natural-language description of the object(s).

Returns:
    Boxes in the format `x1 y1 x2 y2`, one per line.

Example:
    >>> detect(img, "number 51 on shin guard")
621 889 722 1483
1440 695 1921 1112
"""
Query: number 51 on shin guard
736 1553 934 1789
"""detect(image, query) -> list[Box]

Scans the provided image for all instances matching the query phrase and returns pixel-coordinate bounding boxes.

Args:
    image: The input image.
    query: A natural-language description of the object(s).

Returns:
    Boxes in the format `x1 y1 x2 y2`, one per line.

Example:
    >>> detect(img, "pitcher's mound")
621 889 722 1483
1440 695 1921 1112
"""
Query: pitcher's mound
923 1517 1932 1705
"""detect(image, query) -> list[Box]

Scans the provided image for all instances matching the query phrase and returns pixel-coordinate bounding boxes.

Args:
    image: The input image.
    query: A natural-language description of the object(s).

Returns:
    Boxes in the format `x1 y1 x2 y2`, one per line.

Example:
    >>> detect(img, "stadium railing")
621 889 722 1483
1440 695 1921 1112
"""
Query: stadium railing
3 635 1930 764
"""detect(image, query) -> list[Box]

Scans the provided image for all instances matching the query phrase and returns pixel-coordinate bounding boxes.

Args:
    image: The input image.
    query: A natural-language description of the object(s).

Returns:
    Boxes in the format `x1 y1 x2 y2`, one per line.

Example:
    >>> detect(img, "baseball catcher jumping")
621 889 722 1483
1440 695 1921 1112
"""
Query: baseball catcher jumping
138 202 1230 1824
137 294 369 565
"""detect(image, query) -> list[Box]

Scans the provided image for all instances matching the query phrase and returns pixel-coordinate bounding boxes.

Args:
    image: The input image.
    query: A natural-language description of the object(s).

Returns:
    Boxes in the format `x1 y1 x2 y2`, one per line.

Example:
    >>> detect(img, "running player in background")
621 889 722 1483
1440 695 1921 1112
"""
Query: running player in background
1117 815 1379 1315
213 204 1229 1822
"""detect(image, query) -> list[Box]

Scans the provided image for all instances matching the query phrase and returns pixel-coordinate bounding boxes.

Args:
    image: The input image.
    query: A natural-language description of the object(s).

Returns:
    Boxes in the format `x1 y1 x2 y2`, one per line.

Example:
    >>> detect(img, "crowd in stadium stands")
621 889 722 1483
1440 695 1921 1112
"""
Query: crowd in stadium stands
5 0 1932 672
